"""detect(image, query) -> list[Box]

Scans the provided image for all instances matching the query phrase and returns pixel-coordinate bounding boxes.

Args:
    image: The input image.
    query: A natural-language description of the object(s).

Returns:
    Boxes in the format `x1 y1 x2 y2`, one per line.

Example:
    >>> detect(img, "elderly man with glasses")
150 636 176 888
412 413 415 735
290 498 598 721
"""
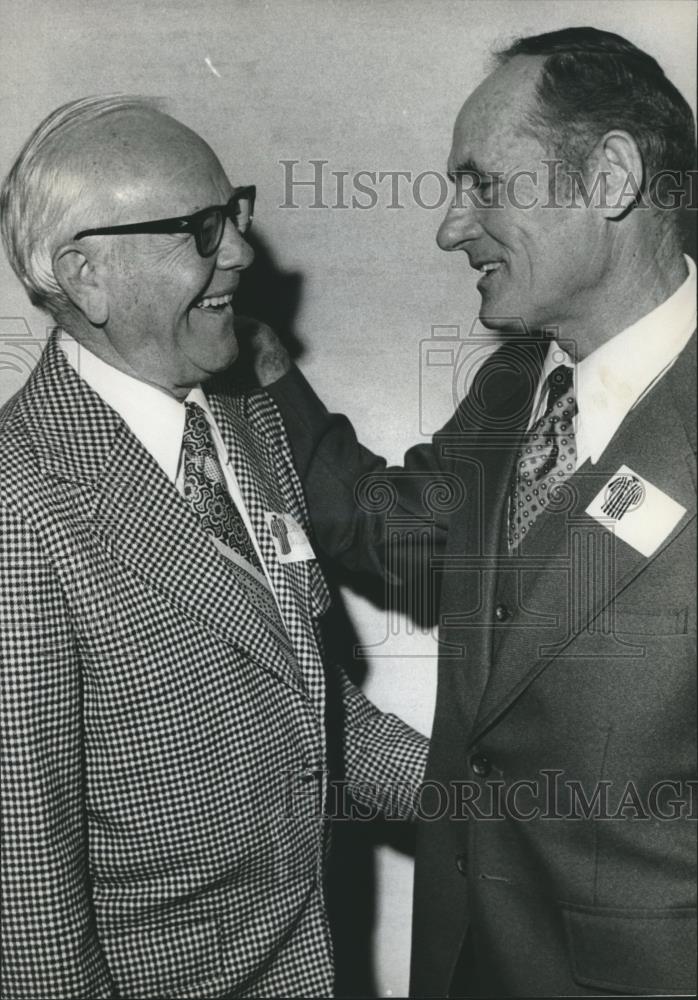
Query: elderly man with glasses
0 96 428 1000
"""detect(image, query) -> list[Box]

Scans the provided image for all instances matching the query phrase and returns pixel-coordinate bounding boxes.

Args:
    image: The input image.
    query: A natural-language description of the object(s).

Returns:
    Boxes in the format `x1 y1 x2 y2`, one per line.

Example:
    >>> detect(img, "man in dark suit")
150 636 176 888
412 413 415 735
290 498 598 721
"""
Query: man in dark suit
253 28 697 997
0 96 429 998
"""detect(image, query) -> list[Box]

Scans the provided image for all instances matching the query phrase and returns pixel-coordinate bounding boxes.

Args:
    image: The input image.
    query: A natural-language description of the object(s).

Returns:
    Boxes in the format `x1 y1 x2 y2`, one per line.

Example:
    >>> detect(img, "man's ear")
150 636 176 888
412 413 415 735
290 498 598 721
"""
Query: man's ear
593 130 645 220
52 243 109 325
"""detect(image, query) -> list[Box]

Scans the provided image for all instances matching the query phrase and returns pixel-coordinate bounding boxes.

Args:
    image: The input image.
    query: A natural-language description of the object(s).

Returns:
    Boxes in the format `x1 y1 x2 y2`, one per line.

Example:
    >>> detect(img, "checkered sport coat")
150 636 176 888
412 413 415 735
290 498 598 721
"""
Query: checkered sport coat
0 333 428 999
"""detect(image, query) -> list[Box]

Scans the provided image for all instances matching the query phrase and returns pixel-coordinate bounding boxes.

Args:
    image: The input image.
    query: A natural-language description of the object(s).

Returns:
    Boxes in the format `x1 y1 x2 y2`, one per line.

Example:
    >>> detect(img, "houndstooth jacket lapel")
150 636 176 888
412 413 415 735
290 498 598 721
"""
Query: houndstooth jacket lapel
24 333 308 696
207 390 332 716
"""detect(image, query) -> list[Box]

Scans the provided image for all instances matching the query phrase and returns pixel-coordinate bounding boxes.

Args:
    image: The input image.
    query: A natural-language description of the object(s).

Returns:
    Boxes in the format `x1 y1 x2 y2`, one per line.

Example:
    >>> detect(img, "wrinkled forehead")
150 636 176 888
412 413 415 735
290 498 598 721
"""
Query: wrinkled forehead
68 109 232 218
448 56 546 174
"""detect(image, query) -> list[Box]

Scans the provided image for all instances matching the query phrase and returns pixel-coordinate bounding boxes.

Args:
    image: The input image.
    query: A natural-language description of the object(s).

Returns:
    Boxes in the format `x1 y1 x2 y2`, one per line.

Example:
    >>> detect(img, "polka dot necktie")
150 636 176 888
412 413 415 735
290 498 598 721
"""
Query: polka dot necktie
182 401 263 572
507 364 577 551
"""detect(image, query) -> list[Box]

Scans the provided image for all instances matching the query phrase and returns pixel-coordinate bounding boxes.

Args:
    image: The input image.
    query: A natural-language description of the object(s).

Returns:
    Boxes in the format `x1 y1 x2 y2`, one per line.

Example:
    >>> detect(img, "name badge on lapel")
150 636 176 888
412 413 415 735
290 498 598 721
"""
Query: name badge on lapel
585 464 686 557
264 512 316 563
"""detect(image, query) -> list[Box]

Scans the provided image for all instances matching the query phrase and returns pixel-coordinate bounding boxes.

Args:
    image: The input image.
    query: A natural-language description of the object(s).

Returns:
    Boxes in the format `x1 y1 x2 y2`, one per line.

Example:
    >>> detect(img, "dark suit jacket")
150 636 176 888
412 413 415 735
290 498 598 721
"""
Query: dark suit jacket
268 333 697 997
0 333 428 999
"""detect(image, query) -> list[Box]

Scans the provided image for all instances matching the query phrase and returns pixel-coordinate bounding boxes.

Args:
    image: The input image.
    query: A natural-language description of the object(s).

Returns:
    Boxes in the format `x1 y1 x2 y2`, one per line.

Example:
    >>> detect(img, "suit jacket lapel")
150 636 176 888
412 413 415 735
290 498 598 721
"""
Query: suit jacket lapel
436 348 534 730
208 392 331 628
207 391 331 717
471 349 696 743
30 336 307 696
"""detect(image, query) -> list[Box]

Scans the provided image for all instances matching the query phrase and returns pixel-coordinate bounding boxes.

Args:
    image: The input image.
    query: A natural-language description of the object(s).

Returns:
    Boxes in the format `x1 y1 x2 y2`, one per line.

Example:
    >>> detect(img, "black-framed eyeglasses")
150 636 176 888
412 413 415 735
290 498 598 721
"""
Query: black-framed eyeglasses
73 185 256 258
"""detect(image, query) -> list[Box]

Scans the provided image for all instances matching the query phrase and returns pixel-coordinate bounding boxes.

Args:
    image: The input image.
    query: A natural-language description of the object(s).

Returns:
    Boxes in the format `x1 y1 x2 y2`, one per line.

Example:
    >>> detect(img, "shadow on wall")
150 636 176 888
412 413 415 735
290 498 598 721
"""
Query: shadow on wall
322 589 418 1000
235 230 306 365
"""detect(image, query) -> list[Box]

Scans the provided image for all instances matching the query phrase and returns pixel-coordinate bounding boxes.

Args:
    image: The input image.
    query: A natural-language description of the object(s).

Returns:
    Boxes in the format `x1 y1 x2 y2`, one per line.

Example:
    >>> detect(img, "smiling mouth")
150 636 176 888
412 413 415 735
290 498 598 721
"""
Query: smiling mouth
475 261 504 287
195 292 234 312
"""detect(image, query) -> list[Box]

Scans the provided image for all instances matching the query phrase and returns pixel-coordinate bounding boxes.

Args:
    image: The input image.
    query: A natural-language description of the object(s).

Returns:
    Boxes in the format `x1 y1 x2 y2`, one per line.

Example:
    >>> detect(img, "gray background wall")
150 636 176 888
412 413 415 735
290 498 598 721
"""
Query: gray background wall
1 1 695 995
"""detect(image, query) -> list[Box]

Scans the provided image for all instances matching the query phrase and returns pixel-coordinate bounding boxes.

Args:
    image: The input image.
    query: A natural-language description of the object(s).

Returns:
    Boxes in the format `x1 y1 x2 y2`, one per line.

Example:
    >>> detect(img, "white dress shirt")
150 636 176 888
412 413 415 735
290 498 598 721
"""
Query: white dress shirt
529 254 697 469
58 334 276 593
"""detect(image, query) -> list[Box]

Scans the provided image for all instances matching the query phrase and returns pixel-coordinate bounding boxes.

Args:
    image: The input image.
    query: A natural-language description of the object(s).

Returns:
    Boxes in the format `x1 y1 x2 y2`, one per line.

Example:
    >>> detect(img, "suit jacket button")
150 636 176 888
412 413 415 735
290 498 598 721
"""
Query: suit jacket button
455 853 468 876
470 754 491 777
494 603 510 622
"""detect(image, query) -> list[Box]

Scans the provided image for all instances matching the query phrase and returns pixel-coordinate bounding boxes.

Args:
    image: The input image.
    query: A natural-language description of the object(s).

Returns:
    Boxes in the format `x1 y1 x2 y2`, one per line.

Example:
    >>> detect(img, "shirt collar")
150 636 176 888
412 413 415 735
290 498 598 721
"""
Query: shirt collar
541 254 696 465
58 334 209 483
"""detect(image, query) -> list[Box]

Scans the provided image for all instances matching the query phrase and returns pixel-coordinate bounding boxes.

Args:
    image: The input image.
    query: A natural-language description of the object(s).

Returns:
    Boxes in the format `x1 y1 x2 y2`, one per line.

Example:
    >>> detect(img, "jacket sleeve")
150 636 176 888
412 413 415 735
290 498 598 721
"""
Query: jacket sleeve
266 366 462 582
0 503 116 999
327 664 429 821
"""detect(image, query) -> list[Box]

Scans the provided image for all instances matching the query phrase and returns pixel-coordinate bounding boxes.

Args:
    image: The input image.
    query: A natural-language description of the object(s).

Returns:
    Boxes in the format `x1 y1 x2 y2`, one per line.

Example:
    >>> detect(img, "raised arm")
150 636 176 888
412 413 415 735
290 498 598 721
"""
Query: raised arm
250 316 462 572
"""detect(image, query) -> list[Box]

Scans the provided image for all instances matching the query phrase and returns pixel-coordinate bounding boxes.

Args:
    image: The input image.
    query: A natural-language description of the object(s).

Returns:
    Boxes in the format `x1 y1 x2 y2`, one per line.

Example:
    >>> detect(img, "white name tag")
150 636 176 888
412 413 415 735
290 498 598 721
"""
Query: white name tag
264 512 316 563
585 464 686 557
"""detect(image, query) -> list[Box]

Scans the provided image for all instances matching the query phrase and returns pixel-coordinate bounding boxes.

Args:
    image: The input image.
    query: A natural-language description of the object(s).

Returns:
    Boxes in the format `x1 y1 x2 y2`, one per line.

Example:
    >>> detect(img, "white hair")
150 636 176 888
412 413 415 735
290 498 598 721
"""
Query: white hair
0 94 161 319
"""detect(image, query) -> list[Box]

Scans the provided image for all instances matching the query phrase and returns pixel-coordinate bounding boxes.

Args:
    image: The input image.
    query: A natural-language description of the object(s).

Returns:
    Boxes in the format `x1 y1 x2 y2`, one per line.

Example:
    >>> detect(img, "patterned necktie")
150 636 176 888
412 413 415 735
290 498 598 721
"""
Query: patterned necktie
181 401 263 572
508 364 577 551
